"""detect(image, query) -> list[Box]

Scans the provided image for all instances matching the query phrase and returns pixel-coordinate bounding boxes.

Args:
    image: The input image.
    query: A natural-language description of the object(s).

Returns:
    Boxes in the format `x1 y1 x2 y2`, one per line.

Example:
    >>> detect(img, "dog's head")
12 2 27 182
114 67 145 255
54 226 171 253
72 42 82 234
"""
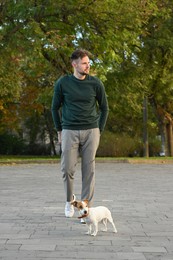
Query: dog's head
71 199 89 217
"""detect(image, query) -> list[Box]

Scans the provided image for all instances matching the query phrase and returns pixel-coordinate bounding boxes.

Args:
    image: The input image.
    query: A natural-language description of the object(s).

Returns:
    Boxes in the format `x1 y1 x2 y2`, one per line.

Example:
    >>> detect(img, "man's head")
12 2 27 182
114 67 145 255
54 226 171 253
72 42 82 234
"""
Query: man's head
70 49 92 61
71 49 92 78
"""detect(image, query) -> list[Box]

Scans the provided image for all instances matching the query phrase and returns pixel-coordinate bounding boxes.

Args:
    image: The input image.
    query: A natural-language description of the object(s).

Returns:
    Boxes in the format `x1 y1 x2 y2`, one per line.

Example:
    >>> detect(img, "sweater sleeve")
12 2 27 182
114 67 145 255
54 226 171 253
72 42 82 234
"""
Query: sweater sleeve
51 79 63 131
96 79 109 133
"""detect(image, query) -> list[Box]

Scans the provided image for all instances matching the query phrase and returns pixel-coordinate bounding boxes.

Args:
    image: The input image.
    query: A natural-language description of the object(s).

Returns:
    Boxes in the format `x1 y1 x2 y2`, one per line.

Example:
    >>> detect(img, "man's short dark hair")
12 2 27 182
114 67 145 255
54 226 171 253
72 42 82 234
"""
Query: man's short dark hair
70 49 92 61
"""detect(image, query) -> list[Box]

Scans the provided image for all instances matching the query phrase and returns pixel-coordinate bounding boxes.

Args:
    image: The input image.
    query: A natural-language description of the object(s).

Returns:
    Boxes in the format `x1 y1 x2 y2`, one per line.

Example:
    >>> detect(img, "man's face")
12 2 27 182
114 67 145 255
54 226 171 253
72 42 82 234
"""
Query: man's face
72 56 90 76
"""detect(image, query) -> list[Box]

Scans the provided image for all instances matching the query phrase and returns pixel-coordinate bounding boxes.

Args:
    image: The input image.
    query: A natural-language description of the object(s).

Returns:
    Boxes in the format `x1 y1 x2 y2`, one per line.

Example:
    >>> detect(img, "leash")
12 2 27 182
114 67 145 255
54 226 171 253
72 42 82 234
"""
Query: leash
78 213 88 219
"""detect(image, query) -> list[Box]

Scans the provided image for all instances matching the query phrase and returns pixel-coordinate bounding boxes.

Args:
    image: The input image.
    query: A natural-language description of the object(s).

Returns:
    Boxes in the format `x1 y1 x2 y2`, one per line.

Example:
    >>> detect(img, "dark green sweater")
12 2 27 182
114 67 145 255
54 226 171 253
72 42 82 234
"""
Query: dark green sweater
51 74 109 132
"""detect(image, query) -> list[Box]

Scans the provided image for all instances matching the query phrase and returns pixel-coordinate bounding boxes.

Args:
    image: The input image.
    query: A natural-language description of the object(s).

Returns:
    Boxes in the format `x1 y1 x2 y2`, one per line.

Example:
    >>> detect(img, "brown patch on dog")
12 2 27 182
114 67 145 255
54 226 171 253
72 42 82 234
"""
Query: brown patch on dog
71 200 89 209
71 201 78 207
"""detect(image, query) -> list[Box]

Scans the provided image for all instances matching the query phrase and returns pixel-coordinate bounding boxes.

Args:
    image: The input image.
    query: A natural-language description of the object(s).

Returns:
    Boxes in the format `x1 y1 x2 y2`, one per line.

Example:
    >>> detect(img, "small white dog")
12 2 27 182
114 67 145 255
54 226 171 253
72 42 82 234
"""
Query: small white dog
71 200 117 236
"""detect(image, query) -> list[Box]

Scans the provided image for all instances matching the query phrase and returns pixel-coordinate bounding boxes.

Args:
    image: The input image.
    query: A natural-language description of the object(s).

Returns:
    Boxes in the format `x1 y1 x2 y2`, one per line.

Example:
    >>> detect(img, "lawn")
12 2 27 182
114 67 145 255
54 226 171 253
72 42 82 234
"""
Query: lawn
0 155 173 164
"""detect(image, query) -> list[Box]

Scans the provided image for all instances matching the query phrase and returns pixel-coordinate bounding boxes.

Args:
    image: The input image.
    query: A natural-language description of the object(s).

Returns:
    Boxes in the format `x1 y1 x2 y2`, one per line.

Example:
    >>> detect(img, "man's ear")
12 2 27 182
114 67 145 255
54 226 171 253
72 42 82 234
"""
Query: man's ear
71 60 77 68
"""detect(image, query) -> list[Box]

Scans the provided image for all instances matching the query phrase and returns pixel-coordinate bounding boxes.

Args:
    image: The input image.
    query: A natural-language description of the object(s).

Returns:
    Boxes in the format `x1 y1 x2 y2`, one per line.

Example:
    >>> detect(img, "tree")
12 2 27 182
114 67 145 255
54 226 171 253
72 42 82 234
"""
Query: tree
0 0 147 153
104 0 173 156
137 0 173 156
1 0 173 156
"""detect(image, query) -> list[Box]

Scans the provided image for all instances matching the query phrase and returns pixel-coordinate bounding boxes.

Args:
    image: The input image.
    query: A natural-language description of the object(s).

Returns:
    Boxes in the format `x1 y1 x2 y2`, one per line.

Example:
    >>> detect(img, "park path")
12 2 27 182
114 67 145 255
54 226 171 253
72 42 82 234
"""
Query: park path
0 162 173 260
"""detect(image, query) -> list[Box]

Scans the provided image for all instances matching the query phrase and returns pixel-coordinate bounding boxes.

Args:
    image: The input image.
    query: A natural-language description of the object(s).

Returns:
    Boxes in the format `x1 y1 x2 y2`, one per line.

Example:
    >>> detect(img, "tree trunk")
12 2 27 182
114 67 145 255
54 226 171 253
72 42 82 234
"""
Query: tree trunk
143 97 149 157
43 108 57 155
166 121 173 156
149 96 167 156
159 122 166 156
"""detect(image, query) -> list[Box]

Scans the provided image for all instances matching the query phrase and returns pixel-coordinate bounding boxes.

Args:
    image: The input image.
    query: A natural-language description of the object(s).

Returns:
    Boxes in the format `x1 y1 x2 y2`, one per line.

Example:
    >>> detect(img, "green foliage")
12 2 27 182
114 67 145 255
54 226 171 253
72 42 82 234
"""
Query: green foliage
0 133 26 155
97 131 161 157
97 131 143 157
0 0 173 155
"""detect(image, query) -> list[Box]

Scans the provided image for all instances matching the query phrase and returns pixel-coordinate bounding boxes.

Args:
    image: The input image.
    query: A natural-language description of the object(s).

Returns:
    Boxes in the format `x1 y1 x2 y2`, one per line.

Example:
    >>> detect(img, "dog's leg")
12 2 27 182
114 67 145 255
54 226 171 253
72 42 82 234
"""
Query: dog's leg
91 222 98 236
112 221 117 233
101 218 108 232
108 216 117 233
110 220 117 233
85 224 92 235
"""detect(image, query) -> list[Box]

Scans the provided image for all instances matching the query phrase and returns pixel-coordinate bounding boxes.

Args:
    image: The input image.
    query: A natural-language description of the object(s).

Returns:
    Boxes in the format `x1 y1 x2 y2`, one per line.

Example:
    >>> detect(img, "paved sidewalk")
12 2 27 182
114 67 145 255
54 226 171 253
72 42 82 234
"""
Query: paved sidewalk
0 162 173 260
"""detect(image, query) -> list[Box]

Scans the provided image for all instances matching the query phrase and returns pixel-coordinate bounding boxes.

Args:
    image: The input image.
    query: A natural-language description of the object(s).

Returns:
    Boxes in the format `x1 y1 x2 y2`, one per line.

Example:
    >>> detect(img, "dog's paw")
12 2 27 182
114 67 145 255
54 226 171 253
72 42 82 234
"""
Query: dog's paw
101 228 107 232
91 232 97 236
85 231 91 235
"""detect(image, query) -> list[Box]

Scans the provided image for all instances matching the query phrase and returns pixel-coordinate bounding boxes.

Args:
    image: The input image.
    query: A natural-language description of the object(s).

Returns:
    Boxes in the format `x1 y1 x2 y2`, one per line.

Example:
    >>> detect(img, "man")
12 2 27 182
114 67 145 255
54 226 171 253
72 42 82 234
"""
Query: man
51 49 109 219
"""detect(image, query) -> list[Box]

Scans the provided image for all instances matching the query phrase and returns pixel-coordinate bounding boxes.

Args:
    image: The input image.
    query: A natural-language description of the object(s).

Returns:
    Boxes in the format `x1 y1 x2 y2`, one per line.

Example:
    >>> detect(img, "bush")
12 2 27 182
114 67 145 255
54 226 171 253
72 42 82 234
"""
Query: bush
97 131 162 157
97 131 142 157
0 131 162 157
24 143 51 155
0 133 26 155
148 137 162 156
0 133 51 155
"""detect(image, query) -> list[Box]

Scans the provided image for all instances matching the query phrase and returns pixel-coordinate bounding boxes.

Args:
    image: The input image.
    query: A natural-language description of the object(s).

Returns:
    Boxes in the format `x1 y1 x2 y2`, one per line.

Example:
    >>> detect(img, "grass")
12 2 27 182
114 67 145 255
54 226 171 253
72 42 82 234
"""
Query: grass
0 155 173 164
0 155 60 164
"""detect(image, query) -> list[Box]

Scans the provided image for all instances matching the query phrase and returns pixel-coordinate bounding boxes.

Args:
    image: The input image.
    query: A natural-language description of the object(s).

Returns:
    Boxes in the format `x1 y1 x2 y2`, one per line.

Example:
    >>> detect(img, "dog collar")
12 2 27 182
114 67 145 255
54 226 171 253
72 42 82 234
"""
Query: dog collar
78 213 88 219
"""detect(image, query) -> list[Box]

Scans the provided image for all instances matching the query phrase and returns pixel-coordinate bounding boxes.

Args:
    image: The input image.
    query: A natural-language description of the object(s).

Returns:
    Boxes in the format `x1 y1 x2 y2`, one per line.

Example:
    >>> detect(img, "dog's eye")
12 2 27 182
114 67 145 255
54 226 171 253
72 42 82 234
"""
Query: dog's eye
79 206 83 209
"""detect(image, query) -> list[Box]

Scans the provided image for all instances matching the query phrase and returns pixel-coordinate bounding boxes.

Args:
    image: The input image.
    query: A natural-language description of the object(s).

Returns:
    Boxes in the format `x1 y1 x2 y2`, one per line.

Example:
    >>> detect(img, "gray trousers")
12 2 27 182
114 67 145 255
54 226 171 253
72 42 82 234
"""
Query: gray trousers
61 128 100 206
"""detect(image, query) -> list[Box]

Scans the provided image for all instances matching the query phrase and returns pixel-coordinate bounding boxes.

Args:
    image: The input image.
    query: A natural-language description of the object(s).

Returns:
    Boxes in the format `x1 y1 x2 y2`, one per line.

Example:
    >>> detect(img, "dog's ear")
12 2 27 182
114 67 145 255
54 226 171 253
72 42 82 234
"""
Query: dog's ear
83 199 89 205
71 201 78 207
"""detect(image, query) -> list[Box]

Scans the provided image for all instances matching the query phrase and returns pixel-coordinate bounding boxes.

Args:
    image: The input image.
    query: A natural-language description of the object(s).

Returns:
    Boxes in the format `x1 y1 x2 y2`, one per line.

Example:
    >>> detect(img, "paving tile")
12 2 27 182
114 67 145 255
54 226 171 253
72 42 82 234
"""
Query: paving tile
117 252 146 260
0 162 173 260
132 246 167 253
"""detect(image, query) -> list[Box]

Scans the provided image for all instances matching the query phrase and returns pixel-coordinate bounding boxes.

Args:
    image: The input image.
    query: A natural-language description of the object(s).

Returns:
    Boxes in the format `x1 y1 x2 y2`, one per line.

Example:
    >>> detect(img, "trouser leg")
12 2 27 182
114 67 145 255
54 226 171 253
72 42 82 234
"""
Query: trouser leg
80 128 100 206
61 130 79 202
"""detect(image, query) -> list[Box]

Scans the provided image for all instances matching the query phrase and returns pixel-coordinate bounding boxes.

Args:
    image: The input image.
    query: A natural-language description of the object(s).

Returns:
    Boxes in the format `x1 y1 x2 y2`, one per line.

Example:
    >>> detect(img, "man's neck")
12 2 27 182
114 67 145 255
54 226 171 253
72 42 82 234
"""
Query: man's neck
73 72 86 80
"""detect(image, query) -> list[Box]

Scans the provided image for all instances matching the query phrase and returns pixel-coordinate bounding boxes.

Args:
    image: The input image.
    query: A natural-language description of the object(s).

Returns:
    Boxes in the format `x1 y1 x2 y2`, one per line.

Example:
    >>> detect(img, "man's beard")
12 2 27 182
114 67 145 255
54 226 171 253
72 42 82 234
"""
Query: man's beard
78 70 89 76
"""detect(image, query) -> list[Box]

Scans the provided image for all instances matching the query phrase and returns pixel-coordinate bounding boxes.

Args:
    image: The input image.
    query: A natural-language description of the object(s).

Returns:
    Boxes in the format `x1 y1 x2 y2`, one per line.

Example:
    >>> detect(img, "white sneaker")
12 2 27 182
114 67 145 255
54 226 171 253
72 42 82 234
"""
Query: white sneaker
65 194 76 218
80 218 86 224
